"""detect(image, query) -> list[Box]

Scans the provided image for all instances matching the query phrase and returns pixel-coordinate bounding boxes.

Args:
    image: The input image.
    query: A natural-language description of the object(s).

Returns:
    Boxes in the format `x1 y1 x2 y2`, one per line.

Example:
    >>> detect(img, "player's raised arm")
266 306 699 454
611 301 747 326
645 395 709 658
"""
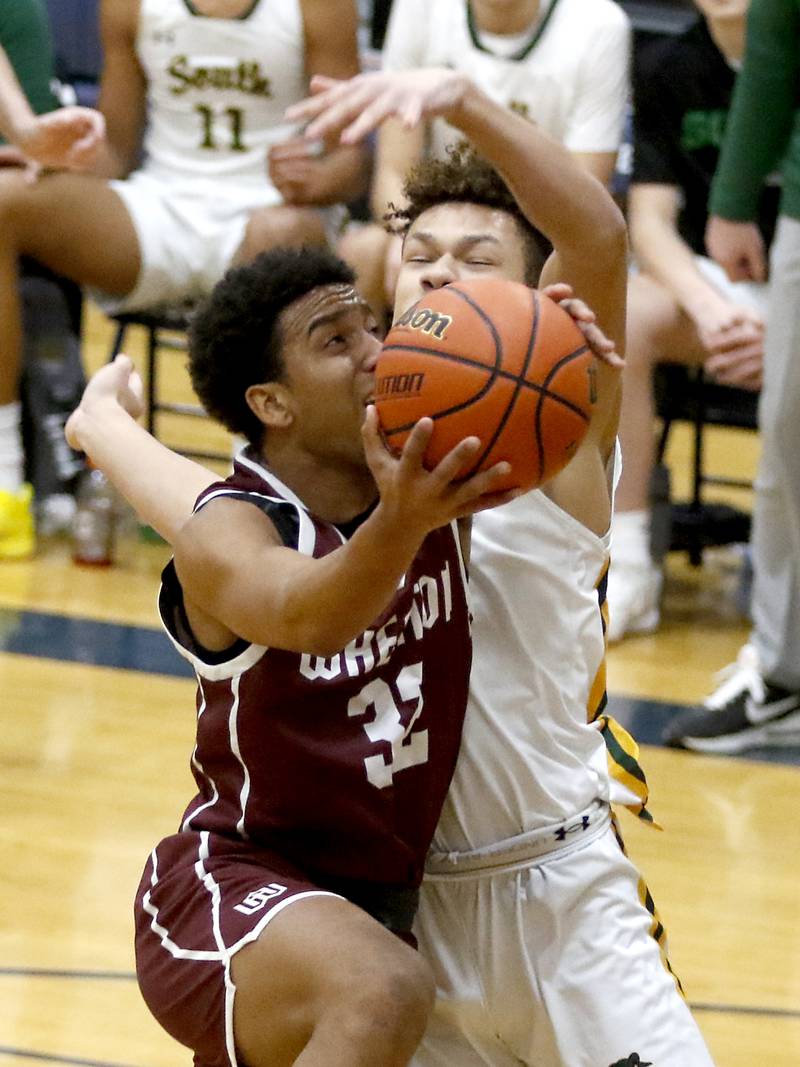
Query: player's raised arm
288 69 627 458
288 69 627 350
65 356 216 542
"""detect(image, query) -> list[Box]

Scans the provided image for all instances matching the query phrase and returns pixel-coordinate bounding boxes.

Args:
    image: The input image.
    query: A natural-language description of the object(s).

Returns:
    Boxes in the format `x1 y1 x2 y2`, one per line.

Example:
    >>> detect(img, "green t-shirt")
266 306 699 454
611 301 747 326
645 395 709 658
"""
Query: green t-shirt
0 0 58 135
709 0 800 222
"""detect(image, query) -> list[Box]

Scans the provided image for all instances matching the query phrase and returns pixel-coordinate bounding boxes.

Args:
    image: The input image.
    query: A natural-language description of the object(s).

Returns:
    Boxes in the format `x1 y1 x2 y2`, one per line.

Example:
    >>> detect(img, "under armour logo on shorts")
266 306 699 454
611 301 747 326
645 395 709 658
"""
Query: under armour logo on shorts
554 814 591 841
608 1055 653 1067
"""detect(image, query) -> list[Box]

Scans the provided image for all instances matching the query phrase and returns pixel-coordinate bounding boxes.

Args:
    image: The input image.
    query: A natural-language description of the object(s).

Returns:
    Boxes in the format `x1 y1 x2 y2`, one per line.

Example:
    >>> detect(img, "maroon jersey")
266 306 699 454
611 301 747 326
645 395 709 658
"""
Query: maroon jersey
159 449 471 889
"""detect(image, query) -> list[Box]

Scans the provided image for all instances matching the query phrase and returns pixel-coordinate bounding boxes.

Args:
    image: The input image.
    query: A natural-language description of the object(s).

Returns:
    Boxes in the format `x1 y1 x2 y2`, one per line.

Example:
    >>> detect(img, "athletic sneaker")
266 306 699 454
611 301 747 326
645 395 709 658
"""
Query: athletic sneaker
663 643 800 753
0 483 35 559
606 558 663 643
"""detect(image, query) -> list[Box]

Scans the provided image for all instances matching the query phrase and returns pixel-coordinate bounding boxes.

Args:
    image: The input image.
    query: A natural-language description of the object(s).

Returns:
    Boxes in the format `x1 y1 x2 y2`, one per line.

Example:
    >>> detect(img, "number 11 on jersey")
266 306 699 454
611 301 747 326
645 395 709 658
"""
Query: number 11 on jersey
195 104 246 152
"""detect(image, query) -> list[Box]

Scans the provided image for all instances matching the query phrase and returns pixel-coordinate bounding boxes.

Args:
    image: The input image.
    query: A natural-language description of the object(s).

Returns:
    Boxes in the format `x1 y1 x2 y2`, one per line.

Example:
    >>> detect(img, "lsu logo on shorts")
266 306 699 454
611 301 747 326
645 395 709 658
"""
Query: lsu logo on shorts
233 883 287 915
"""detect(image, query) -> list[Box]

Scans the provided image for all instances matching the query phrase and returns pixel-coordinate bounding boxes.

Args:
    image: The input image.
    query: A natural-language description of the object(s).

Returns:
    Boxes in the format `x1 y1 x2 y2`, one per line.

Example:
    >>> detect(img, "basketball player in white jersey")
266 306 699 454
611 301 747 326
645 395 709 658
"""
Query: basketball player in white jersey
0 0 365 558
67 70 716 1067
289 67 717 1067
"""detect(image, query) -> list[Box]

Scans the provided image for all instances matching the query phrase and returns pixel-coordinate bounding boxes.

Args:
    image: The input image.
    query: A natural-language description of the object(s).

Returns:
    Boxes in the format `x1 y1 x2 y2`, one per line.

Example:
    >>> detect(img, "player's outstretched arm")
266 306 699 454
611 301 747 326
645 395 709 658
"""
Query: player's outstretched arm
174 411 515 657
288 69 627 344
66 356 215 542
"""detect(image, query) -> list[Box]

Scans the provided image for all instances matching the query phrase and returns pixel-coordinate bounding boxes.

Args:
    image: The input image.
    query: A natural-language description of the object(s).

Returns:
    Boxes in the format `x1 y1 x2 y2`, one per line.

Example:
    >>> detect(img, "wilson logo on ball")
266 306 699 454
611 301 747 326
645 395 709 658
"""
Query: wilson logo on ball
394 303 453 340
375 372 427 398
375 277 594 494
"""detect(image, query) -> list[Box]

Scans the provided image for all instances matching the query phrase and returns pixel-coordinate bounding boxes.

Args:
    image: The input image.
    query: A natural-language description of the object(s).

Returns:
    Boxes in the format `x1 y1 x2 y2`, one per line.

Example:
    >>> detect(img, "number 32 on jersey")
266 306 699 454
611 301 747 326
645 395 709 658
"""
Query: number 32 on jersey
347 663 428 789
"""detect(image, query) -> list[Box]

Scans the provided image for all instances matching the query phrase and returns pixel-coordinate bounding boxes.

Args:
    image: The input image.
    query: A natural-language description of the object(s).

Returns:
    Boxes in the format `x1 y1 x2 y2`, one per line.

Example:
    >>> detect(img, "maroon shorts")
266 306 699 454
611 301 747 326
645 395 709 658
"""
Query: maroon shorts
134 830 344 1067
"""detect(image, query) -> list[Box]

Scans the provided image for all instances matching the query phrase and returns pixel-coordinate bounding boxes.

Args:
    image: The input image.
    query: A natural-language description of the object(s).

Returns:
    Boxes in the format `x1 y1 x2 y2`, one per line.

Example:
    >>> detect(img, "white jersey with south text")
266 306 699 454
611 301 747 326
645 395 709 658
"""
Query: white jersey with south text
382 0 630 159
136 0 307 187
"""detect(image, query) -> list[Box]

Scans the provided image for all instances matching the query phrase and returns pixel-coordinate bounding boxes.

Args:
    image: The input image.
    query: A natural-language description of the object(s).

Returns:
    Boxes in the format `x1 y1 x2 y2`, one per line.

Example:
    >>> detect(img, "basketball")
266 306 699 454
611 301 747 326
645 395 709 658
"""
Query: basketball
374 277 596 493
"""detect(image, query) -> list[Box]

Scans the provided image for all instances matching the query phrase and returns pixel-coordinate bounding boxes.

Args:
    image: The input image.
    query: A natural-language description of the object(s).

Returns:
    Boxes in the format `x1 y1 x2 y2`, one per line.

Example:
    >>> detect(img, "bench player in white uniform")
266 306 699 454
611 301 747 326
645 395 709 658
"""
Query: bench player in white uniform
132 246 493 1067
339 0 630 318
66 69 716 1067
0 0 364 553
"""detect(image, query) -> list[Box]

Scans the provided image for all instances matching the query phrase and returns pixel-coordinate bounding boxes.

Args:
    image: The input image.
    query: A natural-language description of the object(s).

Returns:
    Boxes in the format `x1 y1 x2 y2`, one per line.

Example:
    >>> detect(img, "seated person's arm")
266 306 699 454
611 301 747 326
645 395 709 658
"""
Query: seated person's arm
92 0 147 179
0 44 39 148
630 182 764 366
268 0 367 206
563 9 631 189
0 44 105 170
630 182 723 319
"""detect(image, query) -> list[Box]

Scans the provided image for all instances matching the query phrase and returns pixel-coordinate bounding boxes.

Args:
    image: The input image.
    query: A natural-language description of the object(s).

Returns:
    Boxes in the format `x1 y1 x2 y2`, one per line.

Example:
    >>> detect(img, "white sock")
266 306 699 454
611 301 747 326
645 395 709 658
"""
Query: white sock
0 402 24 492
611 509 653 567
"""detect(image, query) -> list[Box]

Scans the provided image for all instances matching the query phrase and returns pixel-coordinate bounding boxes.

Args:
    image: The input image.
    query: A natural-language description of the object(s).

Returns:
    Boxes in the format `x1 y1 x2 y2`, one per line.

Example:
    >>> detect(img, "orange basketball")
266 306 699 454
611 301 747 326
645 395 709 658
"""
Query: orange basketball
375 277 596 493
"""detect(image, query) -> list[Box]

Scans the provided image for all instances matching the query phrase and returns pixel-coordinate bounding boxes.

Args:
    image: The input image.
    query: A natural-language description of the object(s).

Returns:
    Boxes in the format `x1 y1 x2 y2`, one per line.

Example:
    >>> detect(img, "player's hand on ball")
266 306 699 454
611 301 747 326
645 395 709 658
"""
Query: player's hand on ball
375 278 596 492
362 406 514 529
540 283 624 369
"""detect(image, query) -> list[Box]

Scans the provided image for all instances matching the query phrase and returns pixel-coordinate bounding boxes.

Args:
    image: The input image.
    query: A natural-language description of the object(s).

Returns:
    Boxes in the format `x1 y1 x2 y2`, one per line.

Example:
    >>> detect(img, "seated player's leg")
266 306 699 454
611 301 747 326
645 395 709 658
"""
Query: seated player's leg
337 221 394 326
231 204 330 267
609 270 708 641
0 169 140 557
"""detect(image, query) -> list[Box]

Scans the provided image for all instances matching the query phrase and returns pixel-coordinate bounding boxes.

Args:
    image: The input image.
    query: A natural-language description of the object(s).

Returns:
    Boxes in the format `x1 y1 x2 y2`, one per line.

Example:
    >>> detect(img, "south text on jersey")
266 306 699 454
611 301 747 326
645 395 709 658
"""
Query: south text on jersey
168 56 272 97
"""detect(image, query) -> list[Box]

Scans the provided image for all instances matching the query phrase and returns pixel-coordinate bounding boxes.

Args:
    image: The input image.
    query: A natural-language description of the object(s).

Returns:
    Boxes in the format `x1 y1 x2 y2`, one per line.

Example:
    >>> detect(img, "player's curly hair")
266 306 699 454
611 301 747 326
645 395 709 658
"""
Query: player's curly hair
387 142 551 284
188 246 356 446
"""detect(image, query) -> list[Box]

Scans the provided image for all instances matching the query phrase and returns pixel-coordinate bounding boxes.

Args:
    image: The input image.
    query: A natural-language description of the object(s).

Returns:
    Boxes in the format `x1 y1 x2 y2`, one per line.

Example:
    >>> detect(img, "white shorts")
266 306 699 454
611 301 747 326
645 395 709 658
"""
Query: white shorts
412 803 716 1067
694 254 770 320
92 170 344 314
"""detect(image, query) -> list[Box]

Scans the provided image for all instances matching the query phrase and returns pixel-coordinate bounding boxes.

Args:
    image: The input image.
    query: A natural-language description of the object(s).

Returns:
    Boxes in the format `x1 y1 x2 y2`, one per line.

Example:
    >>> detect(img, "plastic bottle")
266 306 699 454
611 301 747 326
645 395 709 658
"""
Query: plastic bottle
71 467 116 566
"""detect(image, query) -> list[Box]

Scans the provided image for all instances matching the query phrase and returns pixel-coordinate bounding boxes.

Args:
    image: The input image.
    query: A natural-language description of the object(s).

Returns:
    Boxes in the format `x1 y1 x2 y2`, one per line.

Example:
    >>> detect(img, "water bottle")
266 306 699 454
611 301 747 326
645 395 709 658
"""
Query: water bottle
71 467 116 566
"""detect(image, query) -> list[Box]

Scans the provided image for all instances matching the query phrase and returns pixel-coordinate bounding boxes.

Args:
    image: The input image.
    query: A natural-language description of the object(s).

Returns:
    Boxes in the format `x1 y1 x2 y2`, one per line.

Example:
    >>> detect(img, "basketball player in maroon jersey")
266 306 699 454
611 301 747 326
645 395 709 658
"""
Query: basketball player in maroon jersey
66 74 626 1067
86 245 516 1067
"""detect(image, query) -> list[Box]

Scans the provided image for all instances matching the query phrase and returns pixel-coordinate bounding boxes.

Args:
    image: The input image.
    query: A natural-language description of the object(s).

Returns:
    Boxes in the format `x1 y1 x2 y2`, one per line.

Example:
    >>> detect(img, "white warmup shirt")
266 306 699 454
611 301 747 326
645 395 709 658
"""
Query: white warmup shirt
382 0 631 159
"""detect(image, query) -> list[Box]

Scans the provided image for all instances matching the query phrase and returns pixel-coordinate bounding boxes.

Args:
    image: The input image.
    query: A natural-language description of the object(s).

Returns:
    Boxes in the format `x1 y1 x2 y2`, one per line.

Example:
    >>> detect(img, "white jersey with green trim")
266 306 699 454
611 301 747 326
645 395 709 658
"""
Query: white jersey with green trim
432 445 645 853
382 0 630 159
136 0 306 188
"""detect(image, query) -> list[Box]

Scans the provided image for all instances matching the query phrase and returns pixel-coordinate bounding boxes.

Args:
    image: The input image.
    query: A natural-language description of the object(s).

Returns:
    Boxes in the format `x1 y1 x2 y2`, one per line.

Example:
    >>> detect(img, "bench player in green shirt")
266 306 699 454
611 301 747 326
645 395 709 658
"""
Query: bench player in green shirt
665 0 800 752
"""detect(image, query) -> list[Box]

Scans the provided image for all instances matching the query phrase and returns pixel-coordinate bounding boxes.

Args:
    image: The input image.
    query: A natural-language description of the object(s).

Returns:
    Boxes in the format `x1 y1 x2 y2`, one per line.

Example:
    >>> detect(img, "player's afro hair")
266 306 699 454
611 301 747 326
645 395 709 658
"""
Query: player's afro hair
387 142 551 284
188 246 356 446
